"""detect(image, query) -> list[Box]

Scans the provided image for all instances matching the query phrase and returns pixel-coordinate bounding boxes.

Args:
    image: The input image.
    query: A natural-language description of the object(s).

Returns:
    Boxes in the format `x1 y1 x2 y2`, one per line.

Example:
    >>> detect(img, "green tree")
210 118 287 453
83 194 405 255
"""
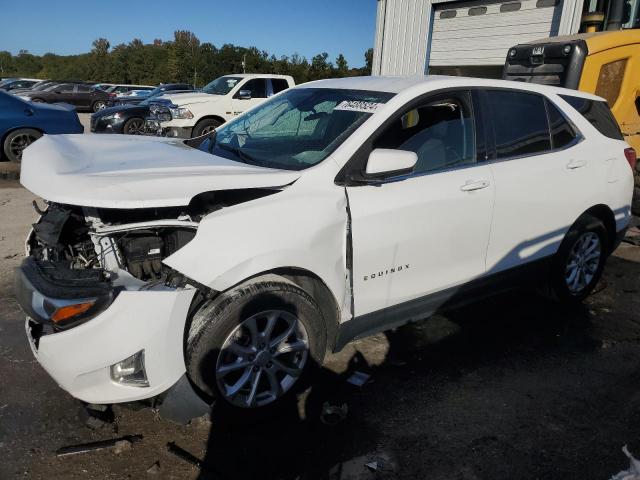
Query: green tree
335 54 348 77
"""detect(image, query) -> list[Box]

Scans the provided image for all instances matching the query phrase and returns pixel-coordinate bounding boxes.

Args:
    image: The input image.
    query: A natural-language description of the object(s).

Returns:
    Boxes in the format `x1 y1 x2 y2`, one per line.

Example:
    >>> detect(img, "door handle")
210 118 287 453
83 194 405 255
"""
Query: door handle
460 180 490 192
566 159 586 170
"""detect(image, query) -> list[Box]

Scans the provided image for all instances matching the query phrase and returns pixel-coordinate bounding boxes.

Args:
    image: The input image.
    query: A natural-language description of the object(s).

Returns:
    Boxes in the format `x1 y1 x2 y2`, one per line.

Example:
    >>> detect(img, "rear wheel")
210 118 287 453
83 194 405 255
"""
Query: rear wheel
3 128 42 162
123 117 145 135
186 276 326 410
92 100 106 112
548 214 608 303
192 118 221 138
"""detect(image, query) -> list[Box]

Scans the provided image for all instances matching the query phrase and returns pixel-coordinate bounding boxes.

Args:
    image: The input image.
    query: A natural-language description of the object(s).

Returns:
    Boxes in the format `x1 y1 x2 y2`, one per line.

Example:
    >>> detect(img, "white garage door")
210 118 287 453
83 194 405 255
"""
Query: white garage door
429 0 563 66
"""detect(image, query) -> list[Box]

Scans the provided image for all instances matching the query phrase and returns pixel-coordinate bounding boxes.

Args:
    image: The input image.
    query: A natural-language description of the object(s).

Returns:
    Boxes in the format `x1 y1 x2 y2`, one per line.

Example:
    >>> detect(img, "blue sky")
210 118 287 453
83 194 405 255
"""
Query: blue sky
0 0 377 67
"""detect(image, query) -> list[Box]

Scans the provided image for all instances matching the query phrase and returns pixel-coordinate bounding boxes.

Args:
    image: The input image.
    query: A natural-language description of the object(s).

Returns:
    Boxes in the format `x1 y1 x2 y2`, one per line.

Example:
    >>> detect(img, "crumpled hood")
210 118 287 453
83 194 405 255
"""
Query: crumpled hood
20 134 300 208
160 91 219 105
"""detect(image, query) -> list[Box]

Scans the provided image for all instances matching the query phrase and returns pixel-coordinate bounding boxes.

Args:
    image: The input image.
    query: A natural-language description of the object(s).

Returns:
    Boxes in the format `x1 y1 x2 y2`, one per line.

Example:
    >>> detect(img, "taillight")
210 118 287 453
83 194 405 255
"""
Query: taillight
624 147 637 171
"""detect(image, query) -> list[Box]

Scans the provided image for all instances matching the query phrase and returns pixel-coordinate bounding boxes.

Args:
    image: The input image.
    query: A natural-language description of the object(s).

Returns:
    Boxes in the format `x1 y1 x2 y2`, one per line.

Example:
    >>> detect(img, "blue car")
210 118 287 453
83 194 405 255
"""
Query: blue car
0 91 84 162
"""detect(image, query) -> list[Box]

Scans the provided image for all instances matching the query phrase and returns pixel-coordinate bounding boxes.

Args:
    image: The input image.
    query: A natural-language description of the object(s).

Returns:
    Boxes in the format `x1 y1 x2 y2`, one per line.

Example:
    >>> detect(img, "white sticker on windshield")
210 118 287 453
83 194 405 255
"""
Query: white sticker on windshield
334 100 383 113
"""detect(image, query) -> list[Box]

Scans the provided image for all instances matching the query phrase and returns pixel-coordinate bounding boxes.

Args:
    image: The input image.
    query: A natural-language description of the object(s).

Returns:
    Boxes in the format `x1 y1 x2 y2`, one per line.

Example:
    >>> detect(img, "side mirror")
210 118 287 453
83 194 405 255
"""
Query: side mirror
236 89 252 100
365 148 417 177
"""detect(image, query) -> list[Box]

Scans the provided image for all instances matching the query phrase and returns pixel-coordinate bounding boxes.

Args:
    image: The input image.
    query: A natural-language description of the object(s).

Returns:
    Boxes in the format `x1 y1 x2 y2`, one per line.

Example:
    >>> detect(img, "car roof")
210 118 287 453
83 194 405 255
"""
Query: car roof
224 74 294 80
298 75 603 101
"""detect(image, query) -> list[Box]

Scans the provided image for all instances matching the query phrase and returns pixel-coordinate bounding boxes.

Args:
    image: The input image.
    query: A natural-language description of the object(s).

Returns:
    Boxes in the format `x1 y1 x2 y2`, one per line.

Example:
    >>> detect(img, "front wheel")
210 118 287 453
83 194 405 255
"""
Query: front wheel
123 117 145 135
3 128 43 162
191 118 221 138
186 276 326 410
548 214 608 303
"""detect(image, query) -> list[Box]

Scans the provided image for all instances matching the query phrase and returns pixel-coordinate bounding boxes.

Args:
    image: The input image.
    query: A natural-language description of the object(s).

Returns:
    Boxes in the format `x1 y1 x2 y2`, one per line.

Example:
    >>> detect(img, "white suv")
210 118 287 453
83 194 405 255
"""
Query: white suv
157 73 295 138
16 76 634 413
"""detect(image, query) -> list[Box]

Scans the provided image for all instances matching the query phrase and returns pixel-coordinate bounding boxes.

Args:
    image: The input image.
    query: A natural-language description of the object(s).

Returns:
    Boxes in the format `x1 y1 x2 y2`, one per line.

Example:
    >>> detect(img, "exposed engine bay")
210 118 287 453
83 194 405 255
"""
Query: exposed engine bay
27 189 277 287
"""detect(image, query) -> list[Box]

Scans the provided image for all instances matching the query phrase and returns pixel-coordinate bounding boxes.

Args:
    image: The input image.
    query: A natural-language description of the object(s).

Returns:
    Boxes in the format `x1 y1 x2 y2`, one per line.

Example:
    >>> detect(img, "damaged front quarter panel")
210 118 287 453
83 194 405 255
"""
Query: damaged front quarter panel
163 164 353 324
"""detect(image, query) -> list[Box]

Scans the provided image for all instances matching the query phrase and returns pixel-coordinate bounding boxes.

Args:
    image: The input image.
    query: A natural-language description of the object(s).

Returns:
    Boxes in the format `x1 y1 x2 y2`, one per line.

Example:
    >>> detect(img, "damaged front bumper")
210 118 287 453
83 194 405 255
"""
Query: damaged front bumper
16 258 196 404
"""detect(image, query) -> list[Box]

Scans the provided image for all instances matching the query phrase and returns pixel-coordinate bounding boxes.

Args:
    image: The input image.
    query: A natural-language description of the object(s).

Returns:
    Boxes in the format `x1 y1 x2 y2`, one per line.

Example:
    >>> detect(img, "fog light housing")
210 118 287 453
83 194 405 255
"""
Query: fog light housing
110 350 149 387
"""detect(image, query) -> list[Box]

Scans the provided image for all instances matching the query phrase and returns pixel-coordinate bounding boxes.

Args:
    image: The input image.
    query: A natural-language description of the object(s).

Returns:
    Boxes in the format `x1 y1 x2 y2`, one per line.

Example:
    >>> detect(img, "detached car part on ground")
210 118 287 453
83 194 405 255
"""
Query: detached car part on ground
15 76 634 414
0 90 83 162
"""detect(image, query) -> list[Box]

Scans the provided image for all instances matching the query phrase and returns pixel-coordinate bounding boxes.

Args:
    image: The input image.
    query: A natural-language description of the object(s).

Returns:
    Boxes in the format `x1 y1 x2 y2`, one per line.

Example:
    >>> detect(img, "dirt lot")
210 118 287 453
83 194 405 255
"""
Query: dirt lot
1 179 640 479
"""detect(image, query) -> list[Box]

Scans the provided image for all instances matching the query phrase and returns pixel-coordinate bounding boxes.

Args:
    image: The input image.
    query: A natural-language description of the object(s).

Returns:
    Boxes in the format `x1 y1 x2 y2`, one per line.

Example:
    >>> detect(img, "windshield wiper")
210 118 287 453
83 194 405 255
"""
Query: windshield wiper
217 143 259 165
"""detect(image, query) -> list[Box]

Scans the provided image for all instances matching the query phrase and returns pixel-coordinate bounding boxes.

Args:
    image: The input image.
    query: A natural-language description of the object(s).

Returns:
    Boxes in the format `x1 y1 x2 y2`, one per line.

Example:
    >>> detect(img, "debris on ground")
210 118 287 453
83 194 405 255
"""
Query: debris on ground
320 401 348 425
189 413 212 429
146 461 161 474
346 371 371 387
55 434 142 457
623 226 640 246
329 451 397 479
166 441 203 468
113 439 132 455
610 445 640 480
83 403 115 430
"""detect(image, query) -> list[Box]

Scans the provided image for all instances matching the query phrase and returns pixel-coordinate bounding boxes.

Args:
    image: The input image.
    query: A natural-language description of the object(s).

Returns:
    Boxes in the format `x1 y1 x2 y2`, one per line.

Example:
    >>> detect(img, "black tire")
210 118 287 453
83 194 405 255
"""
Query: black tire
186 275 326 411
123 117 145 135
191 118 221 138
92 100 106 112
3 128 42 163
548 214 608 303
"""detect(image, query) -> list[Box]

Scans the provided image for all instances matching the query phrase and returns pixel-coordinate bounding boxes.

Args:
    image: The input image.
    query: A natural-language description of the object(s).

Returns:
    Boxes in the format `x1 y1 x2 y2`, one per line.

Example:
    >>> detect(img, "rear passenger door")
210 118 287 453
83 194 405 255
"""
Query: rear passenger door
483 89 598 274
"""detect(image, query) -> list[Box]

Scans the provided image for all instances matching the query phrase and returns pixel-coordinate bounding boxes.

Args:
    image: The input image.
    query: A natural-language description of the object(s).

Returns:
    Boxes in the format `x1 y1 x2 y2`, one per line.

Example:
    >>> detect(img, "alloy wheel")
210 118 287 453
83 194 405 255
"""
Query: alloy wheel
125 119 145 135
93 101 106 112
215 310 309 408
564 231 601 294
9 133 38 161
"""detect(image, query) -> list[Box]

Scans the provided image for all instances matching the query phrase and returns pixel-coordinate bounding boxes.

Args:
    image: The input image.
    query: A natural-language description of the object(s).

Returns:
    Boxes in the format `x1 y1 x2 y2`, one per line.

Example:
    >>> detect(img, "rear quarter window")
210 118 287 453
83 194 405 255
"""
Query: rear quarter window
559 95 623 140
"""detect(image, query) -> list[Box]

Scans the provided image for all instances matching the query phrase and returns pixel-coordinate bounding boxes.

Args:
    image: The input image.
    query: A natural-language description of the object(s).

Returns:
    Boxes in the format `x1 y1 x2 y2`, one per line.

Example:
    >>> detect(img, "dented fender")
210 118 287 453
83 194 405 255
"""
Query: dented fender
163 162 352 321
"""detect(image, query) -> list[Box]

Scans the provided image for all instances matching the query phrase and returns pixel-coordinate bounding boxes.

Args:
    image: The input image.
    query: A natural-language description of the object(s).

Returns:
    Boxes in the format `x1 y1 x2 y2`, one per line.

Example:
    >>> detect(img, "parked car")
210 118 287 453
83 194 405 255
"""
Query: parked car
0 90 83 162
91 96 183 134
108 83 194 106
104 84 155 96
93 83 115 91
10 80 85 96
20 83 111 112
15 76 634 415
159 74 294 138
0 78 40 91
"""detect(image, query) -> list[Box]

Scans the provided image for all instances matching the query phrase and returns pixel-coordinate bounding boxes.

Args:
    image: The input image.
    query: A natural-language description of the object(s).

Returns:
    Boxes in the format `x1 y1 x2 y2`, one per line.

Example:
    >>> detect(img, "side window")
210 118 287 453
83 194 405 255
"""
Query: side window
57 84 75 93
77 85 92 93
240 79 267 98
595 59 627 107
546 100 578 149
374 93 476 174
559 95 624 140
271 79 290 94
488 90 550 159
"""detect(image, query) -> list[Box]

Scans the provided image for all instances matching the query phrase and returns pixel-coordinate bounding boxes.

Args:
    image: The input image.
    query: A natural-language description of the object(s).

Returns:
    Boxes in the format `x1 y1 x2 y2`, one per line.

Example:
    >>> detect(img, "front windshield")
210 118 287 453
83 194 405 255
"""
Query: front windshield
197 88 394 171
202 76 242 95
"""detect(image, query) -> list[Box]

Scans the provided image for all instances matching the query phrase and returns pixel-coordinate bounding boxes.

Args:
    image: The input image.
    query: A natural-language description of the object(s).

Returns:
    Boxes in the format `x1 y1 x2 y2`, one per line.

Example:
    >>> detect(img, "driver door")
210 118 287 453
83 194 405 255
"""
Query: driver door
346 91 495 318
231 78 268 116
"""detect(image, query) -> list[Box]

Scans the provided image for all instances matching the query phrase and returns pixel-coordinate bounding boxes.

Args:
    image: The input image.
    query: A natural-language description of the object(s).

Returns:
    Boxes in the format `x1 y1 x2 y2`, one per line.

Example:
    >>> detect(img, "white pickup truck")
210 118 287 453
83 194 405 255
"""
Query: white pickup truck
157 74 295 138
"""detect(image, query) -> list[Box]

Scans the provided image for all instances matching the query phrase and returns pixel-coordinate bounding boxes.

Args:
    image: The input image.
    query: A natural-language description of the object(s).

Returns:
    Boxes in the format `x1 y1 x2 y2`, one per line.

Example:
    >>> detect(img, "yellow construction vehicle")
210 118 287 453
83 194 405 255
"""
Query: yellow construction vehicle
503 29 640 152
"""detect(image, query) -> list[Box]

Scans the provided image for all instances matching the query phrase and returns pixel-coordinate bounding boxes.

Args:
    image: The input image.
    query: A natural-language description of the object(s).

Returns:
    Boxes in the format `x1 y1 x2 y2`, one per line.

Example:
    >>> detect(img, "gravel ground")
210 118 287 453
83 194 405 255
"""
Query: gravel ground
1 181 640 479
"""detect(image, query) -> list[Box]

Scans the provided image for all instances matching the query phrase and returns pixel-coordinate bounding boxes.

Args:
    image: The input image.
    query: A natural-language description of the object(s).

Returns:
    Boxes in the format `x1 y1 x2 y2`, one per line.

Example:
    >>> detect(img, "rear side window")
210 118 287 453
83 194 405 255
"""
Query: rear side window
488 90 550 159
271 79 290 94
546 100 578 149
559 95 623 140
